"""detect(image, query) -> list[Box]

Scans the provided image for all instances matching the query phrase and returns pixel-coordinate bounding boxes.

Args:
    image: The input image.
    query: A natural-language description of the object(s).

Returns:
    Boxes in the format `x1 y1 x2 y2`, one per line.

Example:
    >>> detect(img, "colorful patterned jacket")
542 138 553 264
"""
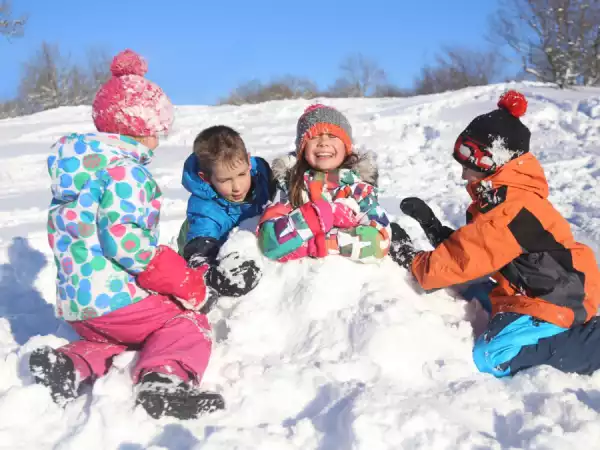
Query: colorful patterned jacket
47 133 161 321
258 152 391 263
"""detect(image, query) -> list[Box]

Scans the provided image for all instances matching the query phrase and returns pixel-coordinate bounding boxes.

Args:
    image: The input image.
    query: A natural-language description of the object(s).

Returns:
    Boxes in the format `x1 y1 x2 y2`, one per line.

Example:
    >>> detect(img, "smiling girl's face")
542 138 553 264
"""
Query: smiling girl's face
303 133 346 171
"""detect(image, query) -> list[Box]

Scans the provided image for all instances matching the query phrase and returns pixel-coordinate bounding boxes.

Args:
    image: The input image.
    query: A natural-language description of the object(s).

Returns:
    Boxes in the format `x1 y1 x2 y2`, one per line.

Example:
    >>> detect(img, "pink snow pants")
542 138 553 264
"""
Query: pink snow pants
57 295 212 384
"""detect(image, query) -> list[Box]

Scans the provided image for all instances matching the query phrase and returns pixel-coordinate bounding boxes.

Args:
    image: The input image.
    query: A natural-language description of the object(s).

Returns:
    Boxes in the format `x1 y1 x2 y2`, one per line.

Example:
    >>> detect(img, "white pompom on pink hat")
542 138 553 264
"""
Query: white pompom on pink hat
92 49 173 137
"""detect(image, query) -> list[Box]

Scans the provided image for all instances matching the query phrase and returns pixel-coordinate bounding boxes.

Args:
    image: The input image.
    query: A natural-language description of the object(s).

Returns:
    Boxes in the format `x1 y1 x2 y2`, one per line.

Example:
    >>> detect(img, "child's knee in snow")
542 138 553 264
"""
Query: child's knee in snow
472 338 512 378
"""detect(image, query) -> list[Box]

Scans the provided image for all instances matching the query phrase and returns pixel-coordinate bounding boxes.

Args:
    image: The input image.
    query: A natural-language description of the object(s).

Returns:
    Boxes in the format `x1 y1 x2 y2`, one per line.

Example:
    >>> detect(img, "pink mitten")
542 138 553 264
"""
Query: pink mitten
332 202 360 228
137 245 209 311
307 237 327 258
299 199 334 234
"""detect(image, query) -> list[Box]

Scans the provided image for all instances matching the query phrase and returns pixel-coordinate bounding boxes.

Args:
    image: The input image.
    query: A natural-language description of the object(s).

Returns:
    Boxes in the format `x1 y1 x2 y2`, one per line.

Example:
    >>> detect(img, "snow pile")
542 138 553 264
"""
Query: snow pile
0 82 599 449
578 97 600 119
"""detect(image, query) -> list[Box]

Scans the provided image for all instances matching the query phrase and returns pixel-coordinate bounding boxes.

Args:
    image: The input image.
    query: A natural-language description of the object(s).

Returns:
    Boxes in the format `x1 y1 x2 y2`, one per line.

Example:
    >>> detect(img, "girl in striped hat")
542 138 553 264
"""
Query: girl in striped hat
258 104 391 263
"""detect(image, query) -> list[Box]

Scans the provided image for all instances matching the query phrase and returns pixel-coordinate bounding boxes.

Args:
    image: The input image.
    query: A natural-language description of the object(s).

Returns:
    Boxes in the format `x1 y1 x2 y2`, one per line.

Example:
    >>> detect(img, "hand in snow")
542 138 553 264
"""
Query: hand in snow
400 197 453 248
174 267 210 311
188 253 211 269
205 252 262 300
389 223 419 270
136 245 210 311
183 236 220 267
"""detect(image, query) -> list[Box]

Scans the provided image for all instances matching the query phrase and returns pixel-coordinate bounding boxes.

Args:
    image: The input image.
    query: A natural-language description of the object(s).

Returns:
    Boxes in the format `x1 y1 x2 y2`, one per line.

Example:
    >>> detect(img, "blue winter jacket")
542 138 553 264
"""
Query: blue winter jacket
181 154 274 248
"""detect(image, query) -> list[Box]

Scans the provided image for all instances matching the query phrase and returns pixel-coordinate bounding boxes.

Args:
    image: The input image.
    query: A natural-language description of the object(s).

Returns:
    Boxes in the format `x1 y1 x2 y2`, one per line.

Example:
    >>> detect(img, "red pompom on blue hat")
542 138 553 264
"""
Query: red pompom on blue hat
92 49 173 137
453 90 531 173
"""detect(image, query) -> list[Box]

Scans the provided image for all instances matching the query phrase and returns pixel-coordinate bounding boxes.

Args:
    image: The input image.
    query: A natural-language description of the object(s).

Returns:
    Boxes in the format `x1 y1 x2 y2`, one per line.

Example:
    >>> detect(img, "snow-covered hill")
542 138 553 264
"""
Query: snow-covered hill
0 82 599 450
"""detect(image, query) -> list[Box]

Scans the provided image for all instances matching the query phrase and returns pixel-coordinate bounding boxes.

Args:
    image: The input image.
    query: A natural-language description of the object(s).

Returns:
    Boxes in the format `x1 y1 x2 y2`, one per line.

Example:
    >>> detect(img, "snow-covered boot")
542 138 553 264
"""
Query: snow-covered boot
29 346 81 407
136 372 225 420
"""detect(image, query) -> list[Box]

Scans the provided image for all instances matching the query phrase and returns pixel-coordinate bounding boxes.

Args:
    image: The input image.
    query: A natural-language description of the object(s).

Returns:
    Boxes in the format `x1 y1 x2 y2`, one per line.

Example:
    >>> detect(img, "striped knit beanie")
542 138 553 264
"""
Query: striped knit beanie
295 104 353 157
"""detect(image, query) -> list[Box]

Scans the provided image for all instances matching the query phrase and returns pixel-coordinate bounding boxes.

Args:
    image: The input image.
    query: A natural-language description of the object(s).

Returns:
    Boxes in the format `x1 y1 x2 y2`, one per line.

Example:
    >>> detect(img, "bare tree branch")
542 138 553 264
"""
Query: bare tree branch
0 42 112 117
489 0 600 87
413 47 501 95
219 76 319 105
0 0 26 39
326 53 387 97
373 83 411 98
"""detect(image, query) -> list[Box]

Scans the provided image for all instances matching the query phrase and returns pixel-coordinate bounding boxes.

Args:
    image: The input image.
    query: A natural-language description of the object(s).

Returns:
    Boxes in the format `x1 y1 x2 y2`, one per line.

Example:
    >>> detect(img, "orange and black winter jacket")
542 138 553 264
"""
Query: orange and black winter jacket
411 153 600 328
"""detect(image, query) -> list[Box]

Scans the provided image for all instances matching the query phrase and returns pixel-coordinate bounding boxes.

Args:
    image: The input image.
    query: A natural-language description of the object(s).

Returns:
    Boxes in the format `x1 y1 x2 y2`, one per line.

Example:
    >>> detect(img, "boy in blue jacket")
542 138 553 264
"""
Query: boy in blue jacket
178 126 275 300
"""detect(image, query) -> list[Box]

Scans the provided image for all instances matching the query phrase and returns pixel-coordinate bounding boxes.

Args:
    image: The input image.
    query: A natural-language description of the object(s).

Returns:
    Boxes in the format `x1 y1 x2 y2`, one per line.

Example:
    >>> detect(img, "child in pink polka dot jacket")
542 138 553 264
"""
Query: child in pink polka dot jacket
30 49 226 420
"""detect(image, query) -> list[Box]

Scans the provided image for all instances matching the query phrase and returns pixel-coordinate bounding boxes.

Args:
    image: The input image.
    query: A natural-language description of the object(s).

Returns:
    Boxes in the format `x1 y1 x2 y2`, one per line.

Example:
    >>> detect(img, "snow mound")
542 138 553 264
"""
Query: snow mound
0 82 599 449
578 97 600 119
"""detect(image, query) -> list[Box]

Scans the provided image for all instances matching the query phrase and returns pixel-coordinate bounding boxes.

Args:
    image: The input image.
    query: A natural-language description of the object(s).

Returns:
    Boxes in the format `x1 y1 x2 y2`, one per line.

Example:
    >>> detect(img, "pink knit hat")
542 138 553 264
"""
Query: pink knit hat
92 49 173 137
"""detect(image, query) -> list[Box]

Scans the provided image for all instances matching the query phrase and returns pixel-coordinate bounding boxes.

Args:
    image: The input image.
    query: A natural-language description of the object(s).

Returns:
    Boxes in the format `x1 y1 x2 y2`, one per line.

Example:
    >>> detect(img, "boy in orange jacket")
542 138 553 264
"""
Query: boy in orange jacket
390 91 600 378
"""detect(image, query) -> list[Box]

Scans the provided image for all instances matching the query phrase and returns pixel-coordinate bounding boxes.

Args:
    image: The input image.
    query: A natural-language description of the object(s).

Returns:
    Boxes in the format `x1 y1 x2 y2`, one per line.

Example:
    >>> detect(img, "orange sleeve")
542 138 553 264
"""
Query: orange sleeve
411 203 523 290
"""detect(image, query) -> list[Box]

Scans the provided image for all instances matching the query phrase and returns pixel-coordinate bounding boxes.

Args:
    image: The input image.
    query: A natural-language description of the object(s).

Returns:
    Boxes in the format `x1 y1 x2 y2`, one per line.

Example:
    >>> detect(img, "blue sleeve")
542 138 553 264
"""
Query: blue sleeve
185 197 224 242
252 156 277 202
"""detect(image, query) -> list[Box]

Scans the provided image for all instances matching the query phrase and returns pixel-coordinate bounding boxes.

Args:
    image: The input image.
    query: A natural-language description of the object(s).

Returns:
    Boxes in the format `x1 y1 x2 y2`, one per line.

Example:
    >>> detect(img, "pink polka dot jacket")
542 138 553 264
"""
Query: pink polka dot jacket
47 132 161 321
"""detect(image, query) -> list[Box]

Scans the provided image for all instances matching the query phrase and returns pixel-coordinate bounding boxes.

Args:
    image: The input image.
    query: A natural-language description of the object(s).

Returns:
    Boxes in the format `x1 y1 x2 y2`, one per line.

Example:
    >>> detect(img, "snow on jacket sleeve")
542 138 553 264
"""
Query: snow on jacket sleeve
97 164 161 274
411 201 523 290
330 182 391 262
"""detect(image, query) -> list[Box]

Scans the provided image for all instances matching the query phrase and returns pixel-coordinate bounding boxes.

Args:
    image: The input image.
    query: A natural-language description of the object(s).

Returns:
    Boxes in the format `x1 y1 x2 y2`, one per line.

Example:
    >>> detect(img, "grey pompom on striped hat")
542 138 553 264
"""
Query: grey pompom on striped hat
295 104 353 156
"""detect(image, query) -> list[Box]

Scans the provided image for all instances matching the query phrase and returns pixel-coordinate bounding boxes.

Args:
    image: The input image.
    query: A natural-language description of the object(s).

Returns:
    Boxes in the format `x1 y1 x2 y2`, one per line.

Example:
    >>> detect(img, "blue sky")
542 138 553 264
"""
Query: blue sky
1 0 500 105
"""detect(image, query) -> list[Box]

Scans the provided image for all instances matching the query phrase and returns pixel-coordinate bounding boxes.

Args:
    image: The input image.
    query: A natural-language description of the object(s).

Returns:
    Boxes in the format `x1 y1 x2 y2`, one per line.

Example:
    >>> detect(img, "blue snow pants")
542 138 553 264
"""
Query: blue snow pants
473 312 600 378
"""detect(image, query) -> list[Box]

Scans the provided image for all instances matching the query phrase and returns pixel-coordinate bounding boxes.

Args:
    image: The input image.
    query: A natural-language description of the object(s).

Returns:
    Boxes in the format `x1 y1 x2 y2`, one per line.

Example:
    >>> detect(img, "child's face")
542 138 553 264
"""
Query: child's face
303 133 346 171
205 156 252 203
461 166 487 183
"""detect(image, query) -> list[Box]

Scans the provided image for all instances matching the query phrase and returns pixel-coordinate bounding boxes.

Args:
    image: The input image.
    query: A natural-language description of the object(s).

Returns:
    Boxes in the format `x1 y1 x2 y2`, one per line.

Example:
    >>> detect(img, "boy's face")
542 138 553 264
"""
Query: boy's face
204 156 252 203
303 133 346 171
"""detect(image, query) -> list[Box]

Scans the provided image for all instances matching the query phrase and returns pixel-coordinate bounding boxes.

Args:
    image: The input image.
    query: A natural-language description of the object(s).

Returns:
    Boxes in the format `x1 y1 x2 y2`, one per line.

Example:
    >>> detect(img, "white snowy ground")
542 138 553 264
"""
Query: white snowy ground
0 82 599 450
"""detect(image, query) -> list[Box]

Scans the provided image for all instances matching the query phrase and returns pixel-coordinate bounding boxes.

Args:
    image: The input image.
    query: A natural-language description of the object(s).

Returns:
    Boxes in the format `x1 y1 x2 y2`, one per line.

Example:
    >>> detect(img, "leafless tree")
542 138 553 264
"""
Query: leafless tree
373 83 412 97
10 42 111 114
19 42 68 111
0 0 26 39
219 76 319 105
413 47 501 95
0 98 23 118
490 0 600 87
326 53 387 97
86 47 112 95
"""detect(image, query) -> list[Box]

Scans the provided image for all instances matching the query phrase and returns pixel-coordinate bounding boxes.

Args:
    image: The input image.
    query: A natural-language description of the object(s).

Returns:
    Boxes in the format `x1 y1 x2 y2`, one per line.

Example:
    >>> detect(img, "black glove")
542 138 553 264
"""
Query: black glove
389 223 419 270
400 197 454 248
184 237 221 268
205 252 262 299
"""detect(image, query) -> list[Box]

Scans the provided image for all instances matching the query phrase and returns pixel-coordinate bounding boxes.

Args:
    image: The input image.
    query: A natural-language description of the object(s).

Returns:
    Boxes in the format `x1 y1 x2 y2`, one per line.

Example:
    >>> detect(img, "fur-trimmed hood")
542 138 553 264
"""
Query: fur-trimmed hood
271 149 379 189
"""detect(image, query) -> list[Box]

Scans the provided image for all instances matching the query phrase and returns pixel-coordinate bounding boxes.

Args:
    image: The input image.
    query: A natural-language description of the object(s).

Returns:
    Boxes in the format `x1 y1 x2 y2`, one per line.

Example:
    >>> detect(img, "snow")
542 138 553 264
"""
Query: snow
0 82 599 449
578 97 600 119
488 137 516 167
